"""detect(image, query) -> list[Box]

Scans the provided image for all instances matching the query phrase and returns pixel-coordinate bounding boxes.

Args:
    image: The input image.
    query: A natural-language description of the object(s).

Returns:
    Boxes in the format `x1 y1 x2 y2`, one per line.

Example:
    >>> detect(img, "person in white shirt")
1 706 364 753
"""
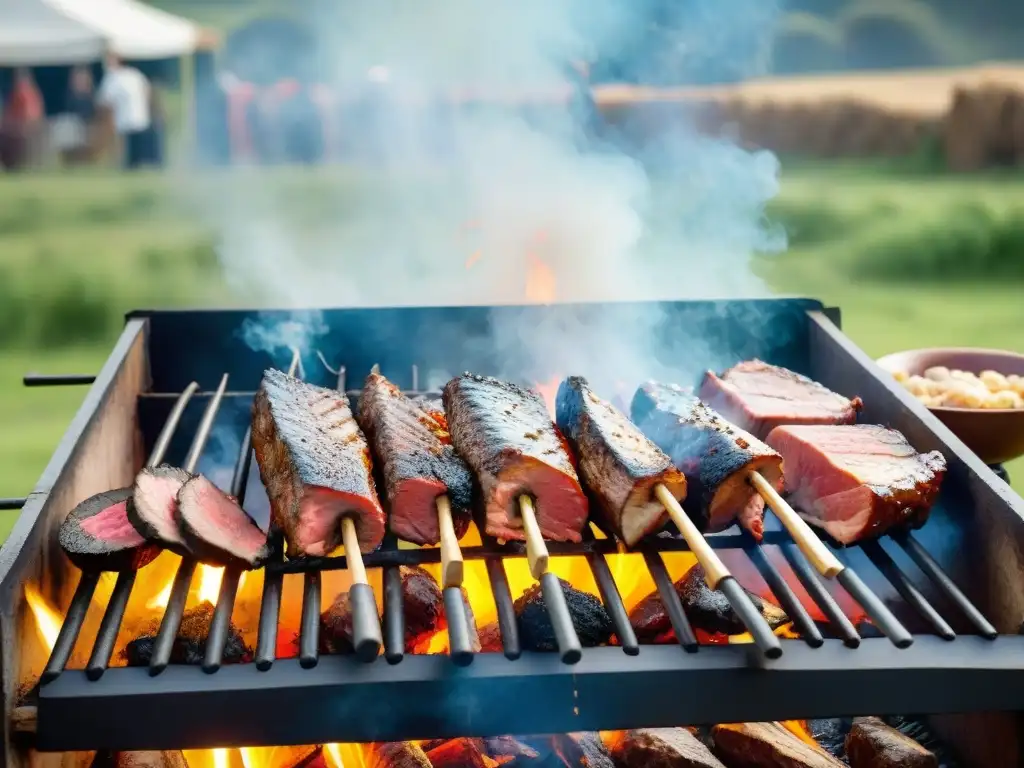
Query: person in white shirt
96 53 152 169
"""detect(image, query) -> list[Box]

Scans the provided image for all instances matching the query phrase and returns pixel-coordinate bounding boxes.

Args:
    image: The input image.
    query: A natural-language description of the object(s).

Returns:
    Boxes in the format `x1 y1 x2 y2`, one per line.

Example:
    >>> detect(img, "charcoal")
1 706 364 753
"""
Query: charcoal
846 717 937 768
710 723 845 768
884 717 958 767
609 728 726 768
130 465 193 552
123 602 250 666
552 733 614 768
59 488 161 572
514 578 613 652
91 751 188 768
365 742 431 768
807 719 852 759
478 621 505 653
425 738 493 768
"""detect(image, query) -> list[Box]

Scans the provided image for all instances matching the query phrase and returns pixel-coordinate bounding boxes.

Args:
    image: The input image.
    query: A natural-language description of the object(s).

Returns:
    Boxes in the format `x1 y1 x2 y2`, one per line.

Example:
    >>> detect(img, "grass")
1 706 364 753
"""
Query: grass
1 161 1023 537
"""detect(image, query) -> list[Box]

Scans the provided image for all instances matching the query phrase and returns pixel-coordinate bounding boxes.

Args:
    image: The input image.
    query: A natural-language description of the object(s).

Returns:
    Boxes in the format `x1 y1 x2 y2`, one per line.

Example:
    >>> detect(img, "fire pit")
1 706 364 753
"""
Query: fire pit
5 299 1024 768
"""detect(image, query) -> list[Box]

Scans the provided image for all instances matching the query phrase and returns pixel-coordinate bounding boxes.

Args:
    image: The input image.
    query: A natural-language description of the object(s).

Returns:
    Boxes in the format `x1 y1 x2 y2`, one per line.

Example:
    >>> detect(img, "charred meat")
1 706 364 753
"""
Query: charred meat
129 465 192 552
631 381 781 541
515 578 613 652
443 373 589 543
176 474 271 569
629 563 789 642
124 602 250 666
700 360 862 440
357 371 473 545
555 376 686 546
711 723 845 768
610 728 726 768
59 488 161 572
845 717 937 768
252 369 386 556
766 425 946 545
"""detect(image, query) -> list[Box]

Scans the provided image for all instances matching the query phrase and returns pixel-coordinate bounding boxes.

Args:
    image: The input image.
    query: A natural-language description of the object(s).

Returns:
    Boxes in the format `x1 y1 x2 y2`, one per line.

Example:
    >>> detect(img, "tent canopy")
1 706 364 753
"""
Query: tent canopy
0 0 203 65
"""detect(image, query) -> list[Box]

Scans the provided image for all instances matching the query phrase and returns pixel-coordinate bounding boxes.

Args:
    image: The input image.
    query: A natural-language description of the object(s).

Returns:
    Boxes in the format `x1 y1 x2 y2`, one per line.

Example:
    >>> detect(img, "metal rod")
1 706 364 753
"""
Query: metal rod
85 571 136 680
202 570 242 673
22 374 96 387
894 532 998 639
744 542 823 648
255 569 283 671
836 567 913 648
183 375 229 473
299 572 322 668
779 541 860 648
486 559 521 660
148 560 197 675
588 554 639 655
382 566 405 664
861 541 956 641
643 551 697 651
718 577 783 658
540 572 582 664
147 382 200 467
40 571 100 684
443 586 474 666
411 364 419 392
229 427 255 507
338 366 347 393
349 583 382 662
0 498 26 510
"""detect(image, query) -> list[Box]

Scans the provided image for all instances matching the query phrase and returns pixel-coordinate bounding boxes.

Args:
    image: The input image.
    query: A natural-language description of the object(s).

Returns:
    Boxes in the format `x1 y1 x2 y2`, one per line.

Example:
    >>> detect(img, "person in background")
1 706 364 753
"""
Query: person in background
96 53 152 169
0 68 44 170
56 66 96 166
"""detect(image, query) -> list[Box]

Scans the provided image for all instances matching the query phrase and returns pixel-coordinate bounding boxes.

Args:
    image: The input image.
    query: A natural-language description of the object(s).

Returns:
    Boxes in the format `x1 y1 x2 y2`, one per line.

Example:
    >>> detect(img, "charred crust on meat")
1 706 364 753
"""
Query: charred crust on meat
514 578 613 651
128 465 193 553
175 474 273 570
59 487 162 573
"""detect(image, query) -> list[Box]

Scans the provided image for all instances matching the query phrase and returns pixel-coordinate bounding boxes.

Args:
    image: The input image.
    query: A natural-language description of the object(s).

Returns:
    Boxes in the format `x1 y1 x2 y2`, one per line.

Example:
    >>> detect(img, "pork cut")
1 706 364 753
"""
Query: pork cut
555 376 686 546
356 370 473 546
700 360 862 440
59 488 161 572
845 717 937 768
765 424 946 545
631 381 781 540
129 465 192 552
252 369 386 557
442 373 588 543
175 474 271 569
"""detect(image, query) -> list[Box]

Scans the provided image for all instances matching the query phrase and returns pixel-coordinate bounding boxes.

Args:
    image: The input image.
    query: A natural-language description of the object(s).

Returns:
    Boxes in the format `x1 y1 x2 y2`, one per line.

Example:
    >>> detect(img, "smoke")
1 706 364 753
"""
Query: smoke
199 0 786 390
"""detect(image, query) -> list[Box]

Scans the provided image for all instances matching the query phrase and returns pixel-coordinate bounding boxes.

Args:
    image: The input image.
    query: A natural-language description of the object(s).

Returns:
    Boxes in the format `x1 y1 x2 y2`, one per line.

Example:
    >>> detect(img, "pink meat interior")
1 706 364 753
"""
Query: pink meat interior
79 500 146 546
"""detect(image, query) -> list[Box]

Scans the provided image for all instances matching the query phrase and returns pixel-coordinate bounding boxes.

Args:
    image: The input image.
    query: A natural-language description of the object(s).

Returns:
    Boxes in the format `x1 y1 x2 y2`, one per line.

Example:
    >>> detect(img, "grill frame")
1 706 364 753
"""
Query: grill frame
4 299 1024 761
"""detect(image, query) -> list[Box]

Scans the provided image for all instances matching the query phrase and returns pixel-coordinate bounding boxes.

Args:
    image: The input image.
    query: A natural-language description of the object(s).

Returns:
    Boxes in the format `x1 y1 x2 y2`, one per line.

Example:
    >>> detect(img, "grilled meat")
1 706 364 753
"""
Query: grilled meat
710 723 846 768
631 382 782 541
610 728 726 768
443 373 588 543
555 376 686 546
365 743 432 768
845 717 937 768
552 733 615 768
124 602 250 666
629 563 789 642
175 474 271 569
252 369 386 557
766 425 946 545
59 488 161 572
129 465 192 552
700 360 862 440
357 371 473 545
515 578 613 652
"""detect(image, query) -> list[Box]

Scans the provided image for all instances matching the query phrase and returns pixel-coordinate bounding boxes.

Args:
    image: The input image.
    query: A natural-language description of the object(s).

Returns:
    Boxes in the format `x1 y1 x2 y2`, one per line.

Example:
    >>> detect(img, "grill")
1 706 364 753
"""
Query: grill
5 298 1024 766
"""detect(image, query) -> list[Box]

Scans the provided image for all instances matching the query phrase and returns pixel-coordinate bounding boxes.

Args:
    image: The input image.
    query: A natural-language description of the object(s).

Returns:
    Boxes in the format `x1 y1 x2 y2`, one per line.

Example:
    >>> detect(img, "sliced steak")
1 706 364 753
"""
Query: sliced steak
629 563 789 642
175 474 271 569
365 743 432 768
711 723 846 768
766 425 946 545
555 376 686 546
845 717 937 768
610 728 726 768
129 465 192 552
357 370 473 545
484 737 542 765
443 373 588 543
631 381 781 541
515 578 613 651
252 368 386 556
59 488 161 572
700 360 862 440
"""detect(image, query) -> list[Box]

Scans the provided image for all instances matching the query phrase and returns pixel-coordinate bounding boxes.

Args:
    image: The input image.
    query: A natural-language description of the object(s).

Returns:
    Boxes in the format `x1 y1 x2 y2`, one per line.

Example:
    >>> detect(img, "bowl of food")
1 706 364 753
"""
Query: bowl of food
875 347 1024 465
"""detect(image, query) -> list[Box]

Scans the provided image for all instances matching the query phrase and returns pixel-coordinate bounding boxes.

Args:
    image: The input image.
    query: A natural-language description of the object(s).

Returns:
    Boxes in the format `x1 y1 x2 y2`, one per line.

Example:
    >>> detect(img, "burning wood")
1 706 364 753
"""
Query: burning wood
710 723 845 768
123 602 250 666
424 738 497 768
608 728 726 768
483 737 542 765
845 717 938 768
514 578 613 651
551 733 615 768
365 742 431 768
96 752 188 768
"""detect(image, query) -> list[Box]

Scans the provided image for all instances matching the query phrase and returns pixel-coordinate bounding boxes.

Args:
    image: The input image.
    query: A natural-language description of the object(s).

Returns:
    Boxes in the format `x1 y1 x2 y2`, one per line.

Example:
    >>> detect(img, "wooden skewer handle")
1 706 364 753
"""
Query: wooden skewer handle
436 495 464 588
518 495 550 580
654 484 730 589
747 470 844 578
341 517 369 585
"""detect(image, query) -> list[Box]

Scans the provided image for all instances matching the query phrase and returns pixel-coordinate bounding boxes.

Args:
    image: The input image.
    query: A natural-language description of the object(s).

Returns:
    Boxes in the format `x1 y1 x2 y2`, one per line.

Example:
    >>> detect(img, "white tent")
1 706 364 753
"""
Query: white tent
0 0 202 65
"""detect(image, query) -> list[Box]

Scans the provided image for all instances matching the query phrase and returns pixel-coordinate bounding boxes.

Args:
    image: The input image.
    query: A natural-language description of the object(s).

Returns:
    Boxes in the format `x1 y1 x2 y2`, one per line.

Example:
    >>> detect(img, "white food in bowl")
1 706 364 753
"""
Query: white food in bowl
893 367 1024 410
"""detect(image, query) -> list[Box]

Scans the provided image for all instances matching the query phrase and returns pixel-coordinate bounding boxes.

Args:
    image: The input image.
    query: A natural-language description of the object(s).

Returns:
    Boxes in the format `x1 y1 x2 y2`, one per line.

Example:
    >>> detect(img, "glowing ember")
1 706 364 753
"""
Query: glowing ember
146 564 247 611
213 749 230 768
24 583 61 651
324 744 345 768
533 376 560 418
326 744 365 768
782 720 819 748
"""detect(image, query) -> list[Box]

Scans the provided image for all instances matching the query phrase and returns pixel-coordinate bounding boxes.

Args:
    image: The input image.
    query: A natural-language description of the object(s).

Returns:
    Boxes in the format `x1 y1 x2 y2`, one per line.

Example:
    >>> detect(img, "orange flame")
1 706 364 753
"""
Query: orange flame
781 720 819 748
533 376 560 418
24 583 62 652
326 744 365 768
147 565 248 611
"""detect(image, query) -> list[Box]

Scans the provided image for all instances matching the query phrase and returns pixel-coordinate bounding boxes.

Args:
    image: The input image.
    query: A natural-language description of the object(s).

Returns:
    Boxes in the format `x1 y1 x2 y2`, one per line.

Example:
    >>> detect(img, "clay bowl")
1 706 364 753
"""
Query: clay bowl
876 348 1024 465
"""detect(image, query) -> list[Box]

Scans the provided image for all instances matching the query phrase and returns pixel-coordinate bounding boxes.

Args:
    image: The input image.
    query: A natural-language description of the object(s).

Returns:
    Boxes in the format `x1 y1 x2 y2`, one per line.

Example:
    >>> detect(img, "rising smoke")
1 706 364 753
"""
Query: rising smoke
205 0 786 390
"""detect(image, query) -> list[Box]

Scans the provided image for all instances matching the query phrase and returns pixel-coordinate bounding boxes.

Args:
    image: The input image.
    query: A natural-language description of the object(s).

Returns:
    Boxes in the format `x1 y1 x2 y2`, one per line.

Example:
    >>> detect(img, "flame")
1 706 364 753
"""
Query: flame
524 252 556 304
24 583 62 652
146 565 248 611
199 565 225 605
781 720 819 748
533 376 560 418
326 744 365 768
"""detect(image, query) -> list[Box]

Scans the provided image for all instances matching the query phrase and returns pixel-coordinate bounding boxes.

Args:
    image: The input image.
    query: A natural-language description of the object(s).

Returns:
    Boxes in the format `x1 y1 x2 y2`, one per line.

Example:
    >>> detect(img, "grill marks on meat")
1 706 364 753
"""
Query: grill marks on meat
766 425 946 545
59 488 161 572
365 743 432 768
515 578 613 651
555 376 685 547
252 369 386 557
443 374 588 543
357 371 473 546
710 723 846 768
129 466 192 552
609 728 726 768
845 717 937 768
629 564 789 642
631 382 781 541
700 360 862 440
176 474 271 569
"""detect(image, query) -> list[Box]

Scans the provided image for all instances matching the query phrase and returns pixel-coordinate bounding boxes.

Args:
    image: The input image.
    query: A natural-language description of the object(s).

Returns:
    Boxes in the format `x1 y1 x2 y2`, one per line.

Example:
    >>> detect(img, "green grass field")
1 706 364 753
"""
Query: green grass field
1 162 1022 539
